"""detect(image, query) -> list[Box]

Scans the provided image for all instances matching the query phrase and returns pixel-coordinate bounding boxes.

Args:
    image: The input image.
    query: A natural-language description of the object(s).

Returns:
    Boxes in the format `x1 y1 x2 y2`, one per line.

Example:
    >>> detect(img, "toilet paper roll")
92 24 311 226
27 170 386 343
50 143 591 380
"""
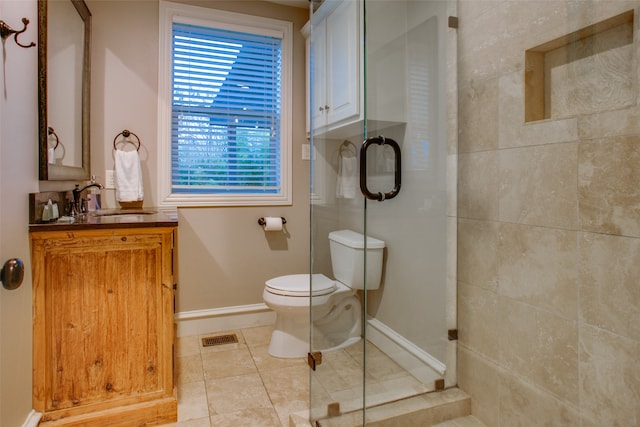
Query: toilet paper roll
263 217 283 231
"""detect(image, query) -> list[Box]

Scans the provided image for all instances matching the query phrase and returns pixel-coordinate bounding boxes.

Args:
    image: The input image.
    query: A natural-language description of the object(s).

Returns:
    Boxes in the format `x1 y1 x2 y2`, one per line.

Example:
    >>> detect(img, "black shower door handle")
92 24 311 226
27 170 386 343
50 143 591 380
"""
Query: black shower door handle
359 136 401 201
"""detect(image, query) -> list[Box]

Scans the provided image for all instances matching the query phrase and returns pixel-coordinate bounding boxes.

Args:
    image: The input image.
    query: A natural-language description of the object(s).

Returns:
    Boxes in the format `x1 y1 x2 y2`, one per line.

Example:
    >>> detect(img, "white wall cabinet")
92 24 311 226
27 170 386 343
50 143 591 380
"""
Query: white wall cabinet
305 0 406 139
314 0 360 129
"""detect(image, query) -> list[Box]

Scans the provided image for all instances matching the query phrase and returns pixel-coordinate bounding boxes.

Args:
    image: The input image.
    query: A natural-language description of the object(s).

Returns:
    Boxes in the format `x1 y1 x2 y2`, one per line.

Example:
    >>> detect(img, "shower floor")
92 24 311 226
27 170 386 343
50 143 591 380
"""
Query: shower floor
310 339 436 419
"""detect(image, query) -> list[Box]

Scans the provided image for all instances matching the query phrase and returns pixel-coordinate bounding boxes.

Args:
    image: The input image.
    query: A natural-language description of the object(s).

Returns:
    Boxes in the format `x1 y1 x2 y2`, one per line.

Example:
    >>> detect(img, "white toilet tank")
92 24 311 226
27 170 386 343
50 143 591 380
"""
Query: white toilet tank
328 230 385 290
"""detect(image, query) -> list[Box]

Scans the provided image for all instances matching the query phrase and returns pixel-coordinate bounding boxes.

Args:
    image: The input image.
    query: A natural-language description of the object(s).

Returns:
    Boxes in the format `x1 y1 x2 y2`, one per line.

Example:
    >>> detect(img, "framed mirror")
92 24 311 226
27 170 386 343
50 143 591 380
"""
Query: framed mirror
38 0 91 181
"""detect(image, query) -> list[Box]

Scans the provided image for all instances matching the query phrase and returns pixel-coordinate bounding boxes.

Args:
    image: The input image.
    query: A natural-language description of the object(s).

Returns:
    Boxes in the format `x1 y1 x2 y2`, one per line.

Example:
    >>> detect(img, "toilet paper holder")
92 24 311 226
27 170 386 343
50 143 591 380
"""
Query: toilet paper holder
258 217 287 226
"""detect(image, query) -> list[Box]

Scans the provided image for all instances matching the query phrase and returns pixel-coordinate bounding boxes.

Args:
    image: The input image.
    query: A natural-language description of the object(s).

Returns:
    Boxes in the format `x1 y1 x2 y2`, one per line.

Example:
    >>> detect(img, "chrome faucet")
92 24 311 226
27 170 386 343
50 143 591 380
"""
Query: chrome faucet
70 182 103 216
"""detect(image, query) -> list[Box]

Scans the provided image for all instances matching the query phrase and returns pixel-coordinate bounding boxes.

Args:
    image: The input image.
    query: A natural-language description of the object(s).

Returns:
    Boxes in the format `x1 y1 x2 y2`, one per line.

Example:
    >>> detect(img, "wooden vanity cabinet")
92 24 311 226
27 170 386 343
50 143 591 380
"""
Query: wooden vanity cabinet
30 226 177 426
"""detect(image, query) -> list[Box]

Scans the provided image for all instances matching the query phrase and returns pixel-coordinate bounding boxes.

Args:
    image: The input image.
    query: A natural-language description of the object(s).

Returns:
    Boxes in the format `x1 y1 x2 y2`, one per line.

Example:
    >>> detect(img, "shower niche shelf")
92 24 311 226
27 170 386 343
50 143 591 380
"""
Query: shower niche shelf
524 9 634 123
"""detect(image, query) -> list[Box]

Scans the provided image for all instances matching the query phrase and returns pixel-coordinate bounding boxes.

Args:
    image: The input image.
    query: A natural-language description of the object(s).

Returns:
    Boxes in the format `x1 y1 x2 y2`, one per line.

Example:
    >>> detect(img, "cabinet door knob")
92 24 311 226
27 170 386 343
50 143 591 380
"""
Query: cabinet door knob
1 258 24 290
318 106 324 112
324 105 330 110
105 383 113 391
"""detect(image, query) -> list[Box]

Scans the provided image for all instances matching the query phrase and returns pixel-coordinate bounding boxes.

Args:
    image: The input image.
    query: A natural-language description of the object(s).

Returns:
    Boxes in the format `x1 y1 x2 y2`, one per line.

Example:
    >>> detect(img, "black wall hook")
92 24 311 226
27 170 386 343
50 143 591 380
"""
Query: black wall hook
0 17 35 49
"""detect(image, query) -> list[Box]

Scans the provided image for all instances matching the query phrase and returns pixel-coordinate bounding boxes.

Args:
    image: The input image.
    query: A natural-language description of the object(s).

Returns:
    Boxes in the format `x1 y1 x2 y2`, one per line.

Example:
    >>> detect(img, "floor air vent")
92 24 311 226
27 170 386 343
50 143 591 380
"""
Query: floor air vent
201 334 238 347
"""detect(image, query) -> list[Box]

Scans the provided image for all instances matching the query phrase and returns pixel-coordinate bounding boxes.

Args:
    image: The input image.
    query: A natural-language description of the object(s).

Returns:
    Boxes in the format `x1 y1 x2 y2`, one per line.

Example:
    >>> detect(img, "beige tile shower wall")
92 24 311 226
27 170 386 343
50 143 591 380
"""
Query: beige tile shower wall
457 1 640 426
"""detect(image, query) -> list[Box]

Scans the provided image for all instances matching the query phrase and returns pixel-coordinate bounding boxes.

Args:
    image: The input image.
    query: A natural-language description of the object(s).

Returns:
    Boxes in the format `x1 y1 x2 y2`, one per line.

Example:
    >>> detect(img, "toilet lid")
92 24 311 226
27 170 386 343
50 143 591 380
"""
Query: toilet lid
265 274 336 297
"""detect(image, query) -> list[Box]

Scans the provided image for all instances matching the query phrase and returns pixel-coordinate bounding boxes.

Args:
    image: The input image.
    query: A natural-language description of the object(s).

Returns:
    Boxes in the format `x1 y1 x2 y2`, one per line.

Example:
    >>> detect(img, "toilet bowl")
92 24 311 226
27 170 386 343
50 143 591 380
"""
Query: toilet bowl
263 230 385 358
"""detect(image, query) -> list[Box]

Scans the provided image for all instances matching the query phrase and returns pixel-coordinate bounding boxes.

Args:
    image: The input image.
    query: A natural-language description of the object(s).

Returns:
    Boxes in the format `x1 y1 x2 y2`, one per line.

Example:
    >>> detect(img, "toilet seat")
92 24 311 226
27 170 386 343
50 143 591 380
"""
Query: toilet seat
265 274 336 297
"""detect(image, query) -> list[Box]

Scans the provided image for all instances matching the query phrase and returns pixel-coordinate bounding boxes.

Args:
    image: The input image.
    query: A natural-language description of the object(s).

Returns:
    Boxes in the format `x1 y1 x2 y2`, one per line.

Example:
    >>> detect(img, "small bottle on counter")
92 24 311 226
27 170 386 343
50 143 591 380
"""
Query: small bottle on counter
87 175 102 212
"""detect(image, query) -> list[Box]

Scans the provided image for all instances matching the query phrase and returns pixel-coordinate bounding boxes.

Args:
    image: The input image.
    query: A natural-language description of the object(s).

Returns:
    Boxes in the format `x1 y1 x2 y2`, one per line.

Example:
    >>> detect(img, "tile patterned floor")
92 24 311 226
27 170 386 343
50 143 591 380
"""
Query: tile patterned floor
161 325 443 427
161 325 308 427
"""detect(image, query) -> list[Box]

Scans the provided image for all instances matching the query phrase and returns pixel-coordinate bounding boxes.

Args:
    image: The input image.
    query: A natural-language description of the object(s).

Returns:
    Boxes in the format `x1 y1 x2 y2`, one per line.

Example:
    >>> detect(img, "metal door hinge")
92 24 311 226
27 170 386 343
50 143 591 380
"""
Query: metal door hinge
327 402 341 417
448 329 458 341
307 351 323 371
448 16 459 29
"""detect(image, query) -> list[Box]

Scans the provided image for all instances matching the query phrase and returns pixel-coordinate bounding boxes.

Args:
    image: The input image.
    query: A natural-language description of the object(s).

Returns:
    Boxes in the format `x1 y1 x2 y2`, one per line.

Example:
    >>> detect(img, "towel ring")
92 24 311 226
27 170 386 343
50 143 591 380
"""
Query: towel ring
113 129 141 151
47 127 60 150
339 140 357 157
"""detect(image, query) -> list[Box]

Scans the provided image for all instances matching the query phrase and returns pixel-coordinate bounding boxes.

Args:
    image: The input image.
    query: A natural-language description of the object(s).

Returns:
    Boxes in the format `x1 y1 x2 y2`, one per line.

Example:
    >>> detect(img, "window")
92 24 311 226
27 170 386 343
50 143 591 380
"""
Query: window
158 2 292 206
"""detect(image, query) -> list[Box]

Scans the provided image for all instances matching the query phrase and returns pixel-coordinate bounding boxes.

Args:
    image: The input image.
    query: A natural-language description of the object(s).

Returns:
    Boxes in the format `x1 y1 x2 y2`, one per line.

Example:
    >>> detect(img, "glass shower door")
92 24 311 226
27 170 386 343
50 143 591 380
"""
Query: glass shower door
308 0 457 425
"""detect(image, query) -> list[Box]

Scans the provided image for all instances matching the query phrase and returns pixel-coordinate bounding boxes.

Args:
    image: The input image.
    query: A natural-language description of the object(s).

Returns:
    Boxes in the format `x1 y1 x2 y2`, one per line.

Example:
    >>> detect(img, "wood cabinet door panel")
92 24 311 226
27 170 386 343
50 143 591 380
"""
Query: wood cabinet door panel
32 228 174 418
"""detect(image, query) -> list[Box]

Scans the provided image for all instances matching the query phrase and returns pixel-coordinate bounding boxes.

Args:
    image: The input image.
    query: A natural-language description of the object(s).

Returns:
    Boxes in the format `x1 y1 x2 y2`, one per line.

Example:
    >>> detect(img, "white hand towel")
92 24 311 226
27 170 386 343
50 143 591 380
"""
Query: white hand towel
336 154 357 199
115 150 144 202
48 147 56 164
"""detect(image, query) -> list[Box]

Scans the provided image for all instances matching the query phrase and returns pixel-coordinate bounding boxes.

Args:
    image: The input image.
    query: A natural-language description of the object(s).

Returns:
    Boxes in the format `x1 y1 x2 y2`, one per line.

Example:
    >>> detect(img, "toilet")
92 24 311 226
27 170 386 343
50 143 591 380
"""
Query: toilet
263 229 385 358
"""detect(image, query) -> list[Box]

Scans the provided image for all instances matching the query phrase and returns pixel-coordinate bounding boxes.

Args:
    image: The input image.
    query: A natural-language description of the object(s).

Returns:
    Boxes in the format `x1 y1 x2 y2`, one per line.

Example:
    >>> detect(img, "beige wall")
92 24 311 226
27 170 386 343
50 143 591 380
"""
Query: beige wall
1 1 40 425
87 0 310 313
457 1 640 425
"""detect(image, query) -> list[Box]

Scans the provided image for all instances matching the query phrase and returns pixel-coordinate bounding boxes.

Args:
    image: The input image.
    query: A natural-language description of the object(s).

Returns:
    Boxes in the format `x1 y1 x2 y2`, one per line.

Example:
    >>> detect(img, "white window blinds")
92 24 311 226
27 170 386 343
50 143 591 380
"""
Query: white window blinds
171 22 282 194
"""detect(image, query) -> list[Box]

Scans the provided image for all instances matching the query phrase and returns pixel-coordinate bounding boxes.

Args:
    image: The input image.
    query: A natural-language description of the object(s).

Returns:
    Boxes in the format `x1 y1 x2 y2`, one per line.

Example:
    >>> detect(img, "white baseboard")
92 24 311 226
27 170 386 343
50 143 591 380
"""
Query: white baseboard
366 318 446 384
174 303 276 337
22 410 42 427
